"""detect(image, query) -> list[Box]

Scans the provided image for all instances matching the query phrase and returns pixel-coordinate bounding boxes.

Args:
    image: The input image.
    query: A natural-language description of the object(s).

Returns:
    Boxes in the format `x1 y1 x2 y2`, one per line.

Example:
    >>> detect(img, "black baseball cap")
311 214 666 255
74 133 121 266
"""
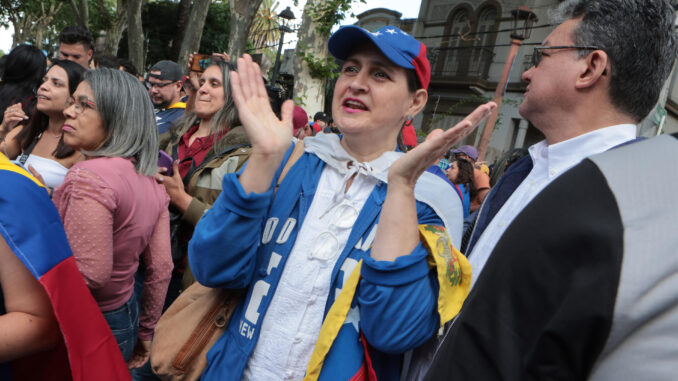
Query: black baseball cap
148 60 182 82
313 112 329 123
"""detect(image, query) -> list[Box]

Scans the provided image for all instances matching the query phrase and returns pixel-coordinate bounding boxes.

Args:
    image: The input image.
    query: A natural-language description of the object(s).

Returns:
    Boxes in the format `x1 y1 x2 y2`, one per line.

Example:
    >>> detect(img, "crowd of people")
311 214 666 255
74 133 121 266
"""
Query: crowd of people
0 0 677 380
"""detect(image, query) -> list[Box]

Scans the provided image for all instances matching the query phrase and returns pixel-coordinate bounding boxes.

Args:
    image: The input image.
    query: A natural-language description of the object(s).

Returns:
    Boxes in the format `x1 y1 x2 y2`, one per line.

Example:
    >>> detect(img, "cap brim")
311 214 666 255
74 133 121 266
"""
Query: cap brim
328 25 414 70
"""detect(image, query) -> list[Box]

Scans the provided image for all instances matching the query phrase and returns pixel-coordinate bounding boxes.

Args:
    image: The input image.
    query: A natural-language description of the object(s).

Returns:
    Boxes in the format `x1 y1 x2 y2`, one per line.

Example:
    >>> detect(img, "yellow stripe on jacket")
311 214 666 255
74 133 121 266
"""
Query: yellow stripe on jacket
0 153 45 188
303 224 472 380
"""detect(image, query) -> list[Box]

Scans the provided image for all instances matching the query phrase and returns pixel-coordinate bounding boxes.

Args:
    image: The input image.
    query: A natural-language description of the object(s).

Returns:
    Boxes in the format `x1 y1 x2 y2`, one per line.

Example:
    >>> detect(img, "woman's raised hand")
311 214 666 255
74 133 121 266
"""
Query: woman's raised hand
230 54 294 158
388 102 497 189
1 103 28 135
231 54 295 194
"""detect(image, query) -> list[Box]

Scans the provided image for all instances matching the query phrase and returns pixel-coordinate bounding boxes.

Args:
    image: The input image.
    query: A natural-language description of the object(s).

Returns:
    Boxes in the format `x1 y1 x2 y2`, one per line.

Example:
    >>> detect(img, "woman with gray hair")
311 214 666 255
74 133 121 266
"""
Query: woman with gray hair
52 68 173 370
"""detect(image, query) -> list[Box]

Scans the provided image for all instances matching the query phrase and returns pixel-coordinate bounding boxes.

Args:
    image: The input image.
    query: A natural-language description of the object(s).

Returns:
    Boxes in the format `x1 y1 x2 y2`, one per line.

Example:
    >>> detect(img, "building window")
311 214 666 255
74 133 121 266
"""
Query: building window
443 10 471 77
470 6 497 77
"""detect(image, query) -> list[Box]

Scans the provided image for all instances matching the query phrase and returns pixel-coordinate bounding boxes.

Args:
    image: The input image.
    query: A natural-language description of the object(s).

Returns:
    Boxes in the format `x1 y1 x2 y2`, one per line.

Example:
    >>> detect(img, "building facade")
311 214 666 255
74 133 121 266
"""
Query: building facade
356 0 677 163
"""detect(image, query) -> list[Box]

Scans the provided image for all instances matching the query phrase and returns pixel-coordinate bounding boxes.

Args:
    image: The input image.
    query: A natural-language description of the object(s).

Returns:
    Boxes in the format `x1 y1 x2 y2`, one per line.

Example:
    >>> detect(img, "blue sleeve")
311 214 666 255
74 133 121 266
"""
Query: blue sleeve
357 202 441 354
188 144 298 289
188 173 274 289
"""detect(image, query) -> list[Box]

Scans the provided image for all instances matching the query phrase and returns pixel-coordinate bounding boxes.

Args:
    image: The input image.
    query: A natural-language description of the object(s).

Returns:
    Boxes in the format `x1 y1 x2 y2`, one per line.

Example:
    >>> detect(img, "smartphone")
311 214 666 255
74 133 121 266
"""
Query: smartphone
158 150 174 176
190 54 212 72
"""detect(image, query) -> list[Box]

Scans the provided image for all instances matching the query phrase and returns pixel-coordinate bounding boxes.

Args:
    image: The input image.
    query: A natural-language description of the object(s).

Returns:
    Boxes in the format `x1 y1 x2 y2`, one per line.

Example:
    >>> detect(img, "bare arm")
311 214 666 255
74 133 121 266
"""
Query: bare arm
371 102 496 261
0 236 60 362
0 125 24 160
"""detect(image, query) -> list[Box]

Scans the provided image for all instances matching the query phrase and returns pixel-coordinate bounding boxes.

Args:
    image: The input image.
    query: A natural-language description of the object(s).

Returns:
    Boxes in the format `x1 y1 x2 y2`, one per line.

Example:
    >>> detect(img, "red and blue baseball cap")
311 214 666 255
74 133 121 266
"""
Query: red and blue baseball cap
328 25 431 90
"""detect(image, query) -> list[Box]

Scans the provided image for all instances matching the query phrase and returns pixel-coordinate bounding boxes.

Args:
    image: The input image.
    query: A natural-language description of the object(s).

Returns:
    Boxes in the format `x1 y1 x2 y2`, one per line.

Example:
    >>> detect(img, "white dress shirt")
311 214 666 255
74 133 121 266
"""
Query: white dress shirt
468 124 637 286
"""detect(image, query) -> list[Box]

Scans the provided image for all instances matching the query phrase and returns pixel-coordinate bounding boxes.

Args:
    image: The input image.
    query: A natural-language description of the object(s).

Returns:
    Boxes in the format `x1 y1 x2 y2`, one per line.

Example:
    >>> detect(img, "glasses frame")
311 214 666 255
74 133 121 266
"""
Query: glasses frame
66 96 97 114
531 45 600 67
144 80 177 90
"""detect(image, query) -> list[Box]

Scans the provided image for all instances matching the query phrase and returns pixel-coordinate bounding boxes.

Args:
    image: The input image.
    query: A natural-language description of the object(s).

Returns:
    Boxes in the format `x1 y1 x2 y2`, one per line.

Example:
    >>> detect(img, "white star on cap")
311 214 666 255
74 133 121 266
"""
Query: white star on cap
371 31 382 36
386 29 397 34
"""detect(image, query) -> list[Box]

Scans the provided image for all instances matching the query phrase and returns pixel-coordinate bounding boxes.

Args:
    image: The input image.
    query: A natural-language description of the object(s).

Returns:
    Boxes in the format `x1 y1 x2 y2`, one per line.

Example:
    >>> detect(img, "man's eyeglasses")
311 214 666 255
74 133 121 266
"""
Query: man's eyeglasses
531 45 600 67
66 97 97 114
144 80 176 90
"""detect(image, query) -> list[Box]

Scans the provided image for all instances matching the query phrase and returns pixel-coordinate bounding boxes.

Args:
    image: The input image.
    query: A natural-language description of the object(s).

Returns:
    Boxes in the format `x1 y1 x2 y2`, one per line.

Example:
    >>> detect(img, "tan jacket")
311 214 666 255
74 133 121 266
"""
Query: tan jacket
161 125 252 226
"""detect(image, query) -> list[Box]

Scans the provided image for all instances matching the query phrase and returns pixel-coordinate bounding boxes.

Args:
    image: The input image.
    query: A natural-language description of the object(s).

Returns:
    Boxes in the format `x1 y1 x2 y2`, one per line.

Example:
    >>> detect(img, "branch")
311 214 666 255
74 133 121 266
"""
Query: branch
69 0 83 26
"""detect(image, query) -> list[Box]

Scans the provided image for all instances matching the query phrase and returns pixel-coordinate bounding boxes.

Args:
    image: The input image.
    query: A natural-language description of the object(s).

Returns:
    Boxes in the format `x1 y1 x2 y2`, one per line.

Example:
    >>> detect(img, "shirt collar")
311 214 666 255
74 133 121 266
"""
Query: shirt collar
303 133 401 183
528 124 637 179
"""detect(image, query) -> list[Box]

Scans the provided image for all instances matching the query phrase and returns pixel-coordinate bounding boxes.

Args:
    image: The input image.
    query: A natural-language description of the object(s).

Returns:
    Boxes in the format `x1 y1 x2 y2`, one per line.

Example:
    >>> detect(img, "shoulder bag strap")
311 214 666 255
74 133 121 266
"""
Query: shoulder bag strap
275 140 305 194
17 132 42 166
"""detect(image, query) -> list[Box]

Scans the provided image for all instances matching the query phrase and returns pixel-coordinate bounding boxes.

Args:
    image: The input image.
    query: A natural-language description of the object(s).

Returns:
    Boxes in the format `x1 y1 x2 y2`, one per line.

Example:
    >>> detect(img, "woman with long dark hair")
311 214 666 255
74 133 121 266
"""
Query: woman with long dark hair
447 157 477 218
0 44 46 136
1 60 85 189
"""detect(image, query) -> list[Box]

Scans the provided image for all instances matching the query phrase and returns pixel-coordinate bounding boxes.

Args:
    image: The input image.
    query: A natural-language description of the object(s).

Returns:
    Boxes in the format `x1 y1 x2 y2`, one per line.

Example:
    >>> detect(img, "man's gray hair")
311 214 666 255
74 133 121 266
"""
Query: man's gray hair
172 59 240 152
82 68 158 176
552 0 678 122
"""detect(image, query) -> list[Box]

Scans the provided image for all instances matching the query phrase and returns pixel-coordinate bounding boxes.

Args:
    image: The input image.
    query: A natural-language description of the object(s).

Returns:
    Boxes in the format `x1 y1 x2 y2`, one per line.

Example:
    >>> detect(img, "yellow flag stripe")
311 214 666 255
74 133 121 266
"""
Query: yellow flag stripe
304 260 363 381
0 153 45 188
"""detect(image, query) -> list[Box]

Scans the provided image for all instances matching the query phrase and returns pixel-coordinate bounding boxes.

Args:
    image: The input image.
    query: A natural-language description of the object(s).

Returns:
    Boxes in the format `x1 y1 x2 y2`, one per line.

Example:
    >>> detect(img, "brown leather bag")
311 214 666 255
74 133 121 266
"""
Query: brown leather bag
150 284 241 380
149 141 306 380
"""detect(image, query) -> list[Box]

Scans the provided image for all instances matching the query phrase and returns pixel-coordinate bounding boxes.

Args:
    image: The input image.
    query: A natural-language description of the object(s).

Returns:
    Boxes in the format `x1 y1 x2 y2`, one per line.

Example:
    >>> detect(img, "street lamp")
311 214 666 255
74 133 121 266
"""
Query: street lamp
476 5 537 161
270 6 295 86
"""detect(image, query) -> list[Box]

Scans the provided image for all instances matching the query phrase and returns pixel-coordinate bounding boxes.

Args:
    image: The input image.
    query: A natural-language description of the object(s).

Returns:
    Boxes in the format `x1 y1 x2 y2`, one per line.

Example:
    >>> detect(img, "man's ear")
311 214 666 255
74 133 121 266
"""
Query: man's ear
575 50 609 89
407 89 429 118
87 49 93 63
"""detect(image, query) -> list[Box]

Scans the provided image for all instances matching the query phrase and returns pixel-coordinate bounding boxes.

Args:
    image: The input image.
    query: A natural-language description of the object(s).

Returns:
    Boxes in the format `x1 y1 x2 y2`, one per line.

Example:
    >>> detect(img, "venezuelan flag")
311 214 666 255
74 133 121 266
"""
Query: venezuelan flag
0 153 130 380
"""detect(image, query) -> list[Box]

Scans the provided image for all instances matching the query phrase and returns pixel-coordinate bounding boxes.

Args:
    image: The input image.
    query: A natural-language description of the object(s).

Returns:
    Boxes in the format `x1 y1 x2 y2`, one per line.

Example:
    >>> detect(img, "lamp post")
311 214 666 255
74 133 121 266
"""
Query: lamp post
476 5 537 161
270 6 295 86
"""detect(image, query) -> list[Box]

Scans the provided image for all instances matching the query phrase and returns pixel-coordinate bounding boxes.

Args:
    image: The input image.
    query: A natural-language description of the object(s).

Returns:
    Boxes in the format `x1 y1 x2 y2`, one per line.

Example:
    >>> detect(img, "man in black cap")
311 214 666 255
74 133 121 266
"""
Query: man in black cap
147 60 185 134
312 111 330 133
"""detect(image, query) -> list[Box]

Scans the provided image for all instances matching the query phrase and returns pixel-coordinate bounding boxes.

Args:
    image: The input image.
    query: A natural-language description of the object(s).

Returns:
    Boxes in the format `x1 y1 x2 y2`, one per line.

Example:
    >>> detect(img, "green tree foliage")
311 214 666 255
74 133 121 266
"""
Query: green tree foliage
250 0 281 51
199 1 230 55
120 0 230 70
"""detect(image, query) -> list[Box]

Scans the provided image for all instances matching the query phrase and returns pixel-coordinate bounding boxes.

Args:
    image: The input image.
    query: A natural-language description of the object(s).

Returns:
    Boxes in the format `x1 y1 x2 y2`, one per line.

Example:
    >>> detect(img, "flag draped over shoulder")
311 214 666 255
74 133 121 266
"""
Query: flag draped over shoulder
0 153 130 381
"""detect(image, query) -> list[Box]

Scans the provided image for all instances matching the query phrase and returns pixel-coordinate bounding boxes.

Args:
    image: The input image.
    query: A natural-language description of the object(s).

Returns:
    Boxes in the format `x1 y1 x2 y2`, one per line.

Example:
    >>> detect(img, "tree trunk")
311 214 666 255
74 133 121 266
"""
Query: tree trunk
34 1 63 50
292 0 329 113
177 0 211 70
227 0 263 59
69 0 89 27
170 0 192 61
127 0 145 71
103 0 128 55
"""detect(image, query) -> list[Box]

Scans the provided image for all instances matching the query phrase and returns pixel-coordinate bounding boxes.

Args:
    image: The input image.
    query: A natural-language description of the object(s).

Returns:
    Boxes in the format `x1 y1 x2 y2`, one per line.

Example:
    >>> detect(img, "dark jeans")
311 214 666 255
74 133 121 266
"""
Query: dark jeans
132 270 183 381
103 291 139 362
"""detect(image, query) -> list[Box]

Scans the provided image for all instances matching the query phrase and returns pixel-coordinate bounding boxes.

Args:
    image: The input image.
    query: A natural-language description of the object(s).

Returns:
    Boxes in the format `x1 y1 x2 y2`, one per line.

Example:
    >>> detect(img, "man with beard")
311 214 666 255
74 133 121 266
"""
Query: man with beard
147 60 185 134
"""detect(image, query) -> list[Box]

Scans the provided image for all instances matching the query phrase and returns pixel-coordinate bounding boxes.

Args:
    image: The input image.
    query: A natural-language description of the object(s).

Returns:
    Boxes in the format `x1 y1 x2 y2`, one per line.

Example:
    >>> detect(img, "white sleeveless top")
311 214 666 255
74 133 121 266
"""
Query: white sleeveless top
23 154 69 188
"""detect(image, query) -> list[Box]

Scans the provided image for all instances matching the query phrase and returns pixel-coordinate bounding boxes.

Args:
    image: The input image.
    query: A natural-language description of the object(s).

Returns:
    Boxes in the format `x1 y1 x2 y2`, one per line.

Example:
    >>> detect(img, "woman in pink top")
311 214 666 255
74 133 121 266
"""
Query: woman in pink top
52 68 172 370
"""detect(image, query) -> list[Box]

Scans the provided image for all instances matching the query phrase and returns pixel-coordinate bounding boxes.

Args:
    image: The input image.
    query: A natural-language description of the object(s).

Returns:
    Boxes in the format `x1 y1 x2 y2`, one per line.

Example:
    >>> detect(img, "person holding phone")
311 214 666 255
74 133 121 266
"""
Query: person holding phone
52 68 172 370
188 26 493 380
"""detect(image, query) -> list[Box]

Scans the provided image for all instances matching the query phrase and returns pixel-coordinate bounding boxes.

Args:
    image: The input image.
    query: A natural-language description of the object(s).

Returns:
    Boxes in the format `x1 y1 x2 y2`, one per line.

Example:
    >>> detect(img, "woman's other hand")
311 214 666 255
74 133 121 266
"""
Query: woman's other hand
388 102 496 189
1 103 28 135
127 338 151 369
186 52 200 93
27 164 46 187
155 161 192 213
231 54 294 193
372 102 496 262
212 52 231 62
